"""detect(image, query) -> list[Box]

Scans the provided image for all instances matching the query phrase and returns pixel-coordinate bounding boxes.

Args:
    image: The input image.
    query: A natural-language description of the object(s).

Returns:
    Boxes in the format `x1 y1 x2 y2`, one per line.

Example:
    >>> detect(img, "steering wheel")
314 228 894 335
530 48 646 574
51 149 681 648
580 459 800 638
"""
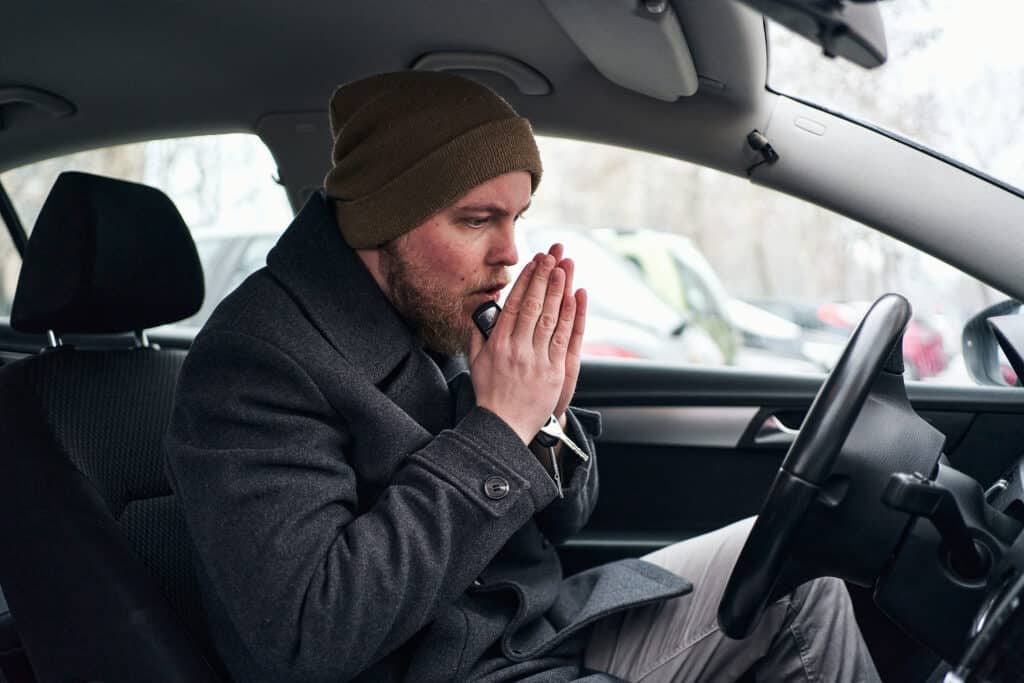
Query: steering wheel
718 293 912 639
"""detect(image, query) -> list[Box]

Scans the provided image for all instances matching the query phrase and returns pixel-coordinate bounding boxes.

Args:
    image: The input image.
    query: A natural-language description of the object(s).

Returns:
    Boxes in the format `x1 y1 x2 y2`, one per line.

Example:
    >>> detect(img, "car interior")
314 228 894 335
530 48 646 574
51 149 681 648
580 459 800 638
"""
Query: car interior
0 172 219 681
3 1 1024 682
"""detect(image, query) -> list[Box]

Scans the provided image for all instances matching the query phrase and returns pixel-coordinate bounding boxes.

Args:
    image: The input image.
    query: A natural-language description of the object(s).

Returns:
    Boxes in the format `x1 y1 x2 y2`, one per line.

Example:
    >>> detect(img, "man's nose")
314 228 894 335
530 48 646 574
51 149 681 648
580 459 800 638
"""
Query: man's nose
488 222 518 266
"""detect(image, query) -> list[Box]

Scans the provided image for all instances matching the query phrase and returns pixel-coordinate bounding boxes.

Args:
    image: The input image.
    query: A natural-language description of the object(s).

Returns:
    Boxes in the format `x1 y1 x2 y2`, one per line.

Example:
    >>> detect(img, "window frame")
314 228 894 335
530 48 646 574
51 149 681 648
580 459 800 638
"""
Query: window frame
0 177 27 258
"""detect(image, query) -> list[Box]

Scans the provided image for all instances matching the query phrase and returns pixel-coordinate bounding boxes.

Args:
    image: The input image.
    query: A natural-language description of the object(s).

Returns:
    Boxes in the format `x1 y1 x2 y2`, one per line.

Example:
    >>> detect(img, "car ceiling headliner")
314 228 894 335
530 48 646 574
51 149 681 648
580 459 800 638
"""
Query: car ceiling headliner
1 1 770 186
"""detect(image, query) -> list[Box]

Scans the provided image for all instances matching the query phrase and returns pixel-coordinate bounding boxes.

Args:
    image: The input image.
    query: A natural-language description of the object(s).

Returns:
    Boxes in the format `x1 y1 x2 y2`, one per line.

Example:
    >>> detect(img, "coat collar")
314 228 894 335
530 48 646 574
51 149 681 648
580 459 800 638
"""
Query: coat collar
266 191 417 386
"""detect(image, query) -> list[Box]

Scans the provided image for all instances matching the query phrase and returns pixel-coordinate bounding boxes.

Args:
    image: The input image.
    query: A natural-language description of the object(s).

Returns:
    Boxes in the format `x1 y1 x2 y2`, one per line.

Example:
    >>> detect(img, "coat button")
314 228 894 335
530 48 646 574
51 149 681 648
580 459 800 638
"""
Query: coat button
484 476 510 500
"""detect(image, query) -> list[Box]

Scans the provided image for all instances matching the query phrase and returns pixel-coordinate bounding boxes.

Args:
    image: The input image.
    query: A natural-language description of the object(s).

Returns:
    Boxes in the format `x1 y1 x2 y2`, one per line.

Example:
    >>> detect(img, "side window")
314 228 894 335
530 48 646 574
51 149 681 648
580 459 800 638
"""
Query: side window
224 236 279 295
530 135 1006 385
0 213 18 318
0 134 293 330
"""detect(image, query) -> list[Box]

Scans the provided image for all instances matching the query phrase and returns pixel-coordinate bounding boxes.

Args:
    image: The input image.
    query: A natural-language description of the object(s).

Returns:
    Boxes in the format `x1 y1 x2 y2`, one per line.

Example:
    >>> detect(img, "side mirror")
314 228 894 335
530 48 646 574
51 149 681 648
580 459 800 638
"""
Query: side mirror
963 300 1023 386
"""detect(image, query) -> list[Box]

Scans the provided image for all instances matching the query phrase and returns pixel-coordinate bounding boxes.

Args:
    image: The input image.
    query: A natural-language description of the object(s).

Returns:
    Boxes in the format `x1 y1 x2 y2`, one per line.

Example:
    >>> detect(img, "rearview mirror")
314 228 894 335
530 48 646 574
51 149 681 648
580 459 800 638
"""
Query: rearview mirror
963 299 1023 386
736 0 888 69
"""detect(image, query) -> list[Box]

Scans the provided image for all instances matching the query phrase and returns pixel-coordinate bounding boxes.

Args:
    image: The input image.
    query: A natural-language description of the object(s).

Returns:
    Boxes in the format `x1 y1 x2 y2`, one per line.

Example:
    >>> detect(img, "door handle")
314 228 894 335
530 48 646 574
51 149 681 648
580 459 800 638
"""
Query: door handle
754 414 800 446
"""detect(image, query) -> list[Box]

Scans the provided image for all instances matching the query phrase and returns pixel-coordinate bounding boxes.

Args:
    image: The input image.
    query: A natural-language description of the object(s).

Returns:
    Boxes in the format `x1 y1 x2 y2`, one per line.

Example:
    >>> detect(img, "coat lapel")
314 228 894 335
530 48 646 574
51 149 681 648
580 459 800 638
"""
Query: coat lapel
265 191 452 434
437 354 476 425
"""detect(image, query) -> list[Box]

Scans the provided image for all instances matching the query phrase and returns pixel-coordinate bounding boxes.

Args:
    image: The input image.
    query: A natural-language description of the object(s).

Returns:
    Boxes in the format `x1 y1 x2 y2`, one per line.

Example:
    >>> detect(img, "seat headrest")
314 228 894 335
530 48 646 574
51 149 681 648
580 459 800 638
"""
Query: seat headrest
11 172 204 334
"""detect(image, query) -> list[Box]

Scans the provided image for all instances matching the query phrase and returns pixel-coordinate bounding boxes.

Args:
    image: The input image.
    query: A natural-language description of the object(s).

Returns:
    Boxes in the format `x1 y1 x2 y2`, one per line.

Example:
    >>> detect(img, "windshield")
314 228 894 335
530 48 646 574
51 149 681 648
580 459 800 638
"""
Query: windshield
769 0 1024 194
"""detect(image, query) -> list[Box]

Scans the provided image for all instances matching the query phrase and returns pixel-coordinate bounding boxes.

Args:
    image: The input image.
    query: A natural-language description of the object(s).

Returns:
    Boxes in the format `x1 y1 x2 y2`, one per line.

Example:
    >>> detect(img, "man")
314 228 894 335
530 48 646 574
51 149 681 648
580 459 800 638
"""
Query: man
165 71 879 682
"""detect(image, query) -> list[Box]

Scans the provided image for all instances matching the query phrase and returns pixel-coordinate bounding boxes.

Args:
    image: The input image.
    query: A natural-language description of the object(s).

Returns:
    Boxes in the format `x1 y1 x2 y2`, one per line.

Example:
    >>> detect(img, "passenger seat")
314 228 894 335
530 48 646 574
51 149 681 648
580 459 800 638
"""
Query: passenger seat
0 172 221 682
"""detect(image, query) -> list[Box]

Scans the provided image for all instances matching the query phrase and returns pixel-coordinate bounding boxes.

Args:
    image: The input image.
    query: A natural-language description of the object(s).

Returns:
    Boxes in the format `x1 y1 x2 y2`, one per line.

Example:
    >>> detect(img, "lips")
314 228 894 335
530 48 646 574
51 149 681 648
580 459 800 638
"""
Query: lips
465 287 503 309
477 288 503 302
476 281 508 300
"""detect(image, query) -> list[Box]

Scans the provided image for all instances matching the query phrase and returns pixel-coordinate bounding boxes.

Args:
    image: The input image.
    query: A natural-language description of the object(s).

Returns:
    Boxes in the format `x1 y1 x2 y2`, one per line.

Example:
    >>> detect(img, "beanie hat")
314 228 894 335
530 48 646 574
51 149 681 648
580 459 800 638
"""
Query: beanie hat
324 70 543 248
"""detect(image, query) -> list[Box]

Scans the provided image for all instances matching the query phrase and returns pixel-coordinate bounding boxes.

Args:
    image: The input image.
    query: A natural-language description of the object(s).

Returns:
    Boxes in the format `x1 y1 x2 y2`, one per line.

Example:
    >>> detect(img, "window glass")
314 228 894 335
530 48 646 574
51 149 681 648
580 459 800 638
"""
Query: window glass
0 212 17 318
0 134 293 327
528 135 1005 384
1 132 1008 387
769 0 1024 194
226 235 279 295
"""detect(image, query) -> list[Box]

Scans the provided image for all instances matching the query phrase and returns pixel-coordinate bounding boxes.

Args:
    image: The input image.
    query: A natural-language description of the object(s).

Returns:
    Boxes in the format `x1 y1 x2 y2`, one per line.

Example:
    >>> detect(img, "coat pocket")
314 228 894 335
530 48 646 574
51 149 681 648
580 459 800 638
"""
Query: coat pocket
503 558 692 662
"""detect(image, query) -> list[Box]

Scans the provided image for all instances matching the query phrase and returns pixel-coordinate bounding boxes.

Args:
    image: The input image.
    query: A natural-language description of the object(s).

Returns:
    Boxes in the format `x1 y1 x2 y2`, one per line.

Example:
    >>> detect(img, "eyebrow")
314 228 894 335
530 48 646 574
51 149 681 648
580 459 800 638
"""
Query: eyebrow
453 200 532 216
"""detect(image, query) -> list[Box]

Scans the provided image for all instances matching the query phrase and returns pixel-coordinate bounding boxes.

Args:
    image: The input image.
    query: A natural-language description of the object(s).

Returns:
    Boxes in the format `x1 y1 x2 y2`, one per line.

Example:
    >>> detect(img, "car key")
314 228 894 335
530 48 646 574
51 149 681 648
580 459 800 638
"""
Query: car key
472 301 589 464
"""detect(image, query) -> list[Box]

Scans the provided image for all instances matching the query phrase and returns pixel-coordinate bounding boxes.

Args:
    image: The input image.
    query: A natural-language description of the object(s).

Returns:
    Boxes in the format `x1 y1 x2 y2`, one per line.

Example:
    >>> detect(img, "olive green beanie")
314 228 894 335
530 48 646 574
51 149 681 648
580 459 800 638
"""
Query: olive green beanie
324 70 543 248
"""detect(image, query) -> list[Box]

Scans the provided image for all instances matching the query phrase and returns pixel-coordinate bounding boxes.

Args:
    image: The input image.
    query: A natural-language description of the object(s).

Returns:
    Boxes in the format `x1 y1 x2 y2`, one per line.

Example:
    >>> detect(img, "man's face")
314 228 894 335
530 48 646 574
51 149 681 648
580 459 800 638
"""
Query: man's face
378 171 531 355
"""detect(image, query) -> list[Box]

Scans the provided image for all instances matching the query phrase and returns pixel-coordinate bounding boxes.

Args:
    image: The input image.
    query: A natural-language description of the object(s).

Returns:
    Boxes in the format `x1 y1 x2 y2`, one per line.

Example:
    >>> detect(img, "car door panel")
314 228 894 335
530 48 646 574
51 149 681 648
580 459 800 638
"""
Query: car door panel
561 361 1024 576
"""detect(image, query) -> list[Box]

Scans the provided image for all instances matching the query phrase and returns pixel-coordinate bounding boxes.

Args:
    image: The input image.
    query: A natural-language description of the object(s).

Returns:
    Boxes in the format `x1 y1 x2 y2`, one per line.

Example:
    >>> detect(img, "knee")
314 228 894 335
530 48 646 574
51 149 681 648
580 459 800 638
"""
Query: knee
792 576 853 616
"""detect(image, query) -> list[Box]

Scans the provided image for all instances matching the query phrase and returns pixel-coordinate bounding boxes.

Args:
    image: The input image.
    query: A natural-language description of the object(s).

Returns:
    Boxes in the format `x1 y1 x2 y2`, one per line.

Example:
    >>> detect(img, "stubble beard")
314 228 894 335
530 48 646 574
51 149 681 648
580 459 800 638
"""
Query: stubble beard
380 240 499 356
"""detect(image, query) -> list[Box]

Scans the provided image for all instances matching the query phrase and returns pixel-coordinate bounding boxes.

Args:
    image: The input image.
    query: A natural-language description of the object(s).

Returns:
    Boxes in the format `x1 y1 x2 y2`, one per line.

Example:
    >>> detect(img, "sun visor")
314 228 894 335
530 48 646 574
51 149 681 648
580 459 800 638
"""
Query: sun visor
540 0 699 101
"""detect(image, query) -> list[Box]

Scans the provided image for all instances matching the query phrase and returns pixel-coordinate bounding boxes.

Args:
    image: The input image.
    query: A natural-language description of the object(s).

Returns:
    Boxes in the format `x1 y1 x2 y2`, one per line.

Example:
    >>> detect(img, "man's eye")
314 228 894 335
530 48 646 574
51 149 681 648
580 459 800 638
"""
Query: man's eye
465 217 489 228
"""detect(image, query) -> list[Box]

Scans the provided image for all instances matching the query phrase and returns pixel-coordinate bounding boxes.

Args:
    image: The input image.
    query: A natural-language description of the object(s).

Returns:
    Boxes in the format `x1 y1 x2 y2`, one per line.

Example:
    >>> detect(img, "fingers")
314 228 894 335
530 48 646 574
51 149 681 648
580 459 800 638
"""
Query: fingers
533 265 566 349
493 259 536 339
553 288 586 417
549 245 572 313
512 254 556 345
550 281 576 363
558 257 574 310
547 242 564 262
493 249 576 359
567 288 587 363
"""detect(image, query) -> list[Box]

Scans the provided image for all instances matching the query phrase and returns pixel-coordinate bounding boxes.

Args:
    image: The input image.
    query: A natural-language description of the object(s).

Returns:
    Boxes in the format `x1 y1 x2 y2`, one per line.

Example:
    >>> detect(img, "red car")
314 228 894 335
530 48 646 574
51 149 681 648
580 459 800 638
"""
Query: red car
818 303 950 380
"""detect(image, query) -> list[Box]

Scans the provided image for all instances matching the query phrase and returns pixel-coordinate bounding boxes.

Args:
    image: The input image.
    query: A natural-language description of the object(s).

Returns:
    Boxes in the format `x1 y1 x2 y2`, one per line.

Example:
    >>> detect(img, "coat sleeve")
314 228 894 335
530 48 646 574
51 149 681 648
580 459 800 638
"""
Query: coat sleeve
164 329 560 683
534 407 601 545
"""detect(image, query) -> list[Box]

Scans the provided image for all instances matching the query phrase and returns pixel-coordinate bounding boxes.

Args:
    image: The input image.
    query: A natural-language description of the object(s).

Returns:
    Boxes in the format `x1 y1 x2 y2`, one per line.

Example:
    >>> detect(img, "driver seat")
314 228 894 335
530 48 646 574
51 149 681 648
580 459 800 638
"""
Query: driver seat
0 172 222 682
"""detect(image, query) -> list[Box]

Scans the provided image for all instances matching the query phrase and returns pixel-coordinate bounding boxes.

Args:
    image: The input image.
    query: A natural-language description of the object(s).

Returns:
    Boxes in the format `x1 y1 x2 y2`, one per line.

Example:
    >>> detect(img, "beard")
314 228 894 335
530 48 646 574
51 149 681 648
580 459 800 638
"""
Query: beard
380 239 504 356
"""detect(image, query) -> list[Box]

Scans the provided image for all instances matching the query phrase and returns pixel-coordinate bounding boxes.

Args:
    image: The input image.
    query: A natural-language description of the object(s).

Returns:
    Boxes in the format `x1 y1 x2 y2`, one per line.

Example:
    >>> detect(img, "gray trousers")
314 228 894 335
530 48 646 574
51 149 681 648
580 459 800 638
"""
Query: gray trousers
583 518 881 682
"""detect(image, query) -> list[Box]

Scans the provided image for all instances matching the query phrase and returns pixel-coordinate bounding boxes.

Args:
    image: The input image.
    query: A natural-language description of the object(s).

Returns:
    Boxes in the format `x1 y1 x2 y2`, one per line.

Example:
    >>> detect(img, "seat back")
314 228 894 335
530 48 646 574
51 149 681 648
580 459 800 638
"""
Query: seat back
0 172 221 682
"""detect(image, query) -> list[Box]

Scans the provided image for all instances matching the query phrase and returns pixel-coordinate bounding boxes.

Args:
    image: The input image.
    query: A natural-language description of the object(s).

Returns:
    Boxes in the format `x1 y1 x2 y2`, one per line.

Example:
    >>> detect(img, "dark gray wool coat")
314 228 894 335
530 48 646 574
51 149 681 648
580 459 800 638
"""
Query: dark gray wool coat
164 191 691 683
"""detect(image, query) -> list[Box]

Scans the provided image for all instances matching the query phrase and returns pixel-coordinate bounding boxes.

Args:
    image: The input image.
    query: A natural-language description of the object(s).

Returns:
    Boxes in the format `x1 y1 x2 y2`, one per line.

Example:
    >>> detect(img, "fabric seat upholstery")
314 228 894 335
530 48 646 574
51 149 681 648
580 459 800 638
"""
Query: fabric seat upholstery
0 172 222 682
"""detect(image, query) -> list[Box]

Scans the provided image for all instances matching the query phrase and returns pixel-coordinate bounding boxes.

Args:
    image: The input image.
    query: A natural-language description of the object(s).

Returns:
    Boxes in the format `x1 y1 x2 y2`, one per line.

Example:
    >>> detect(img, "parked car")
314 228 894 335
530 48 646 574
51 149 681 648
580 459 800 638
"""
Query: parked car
4 1 1024 682
593 227 850 372
517 223 724 365
592 228 739 364
754 299 950 379
833 303 948 380
726 297 838 372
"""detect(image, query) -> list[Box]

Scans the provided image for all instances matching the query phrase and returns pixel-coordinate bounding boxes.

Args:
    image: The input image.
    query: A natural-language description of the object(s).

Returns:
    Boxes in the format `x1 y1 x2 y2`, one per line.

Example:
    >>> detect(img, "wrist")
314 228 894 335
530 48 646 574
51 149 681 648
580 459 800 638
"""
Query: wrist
514 425 536 446
475 400 534 445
